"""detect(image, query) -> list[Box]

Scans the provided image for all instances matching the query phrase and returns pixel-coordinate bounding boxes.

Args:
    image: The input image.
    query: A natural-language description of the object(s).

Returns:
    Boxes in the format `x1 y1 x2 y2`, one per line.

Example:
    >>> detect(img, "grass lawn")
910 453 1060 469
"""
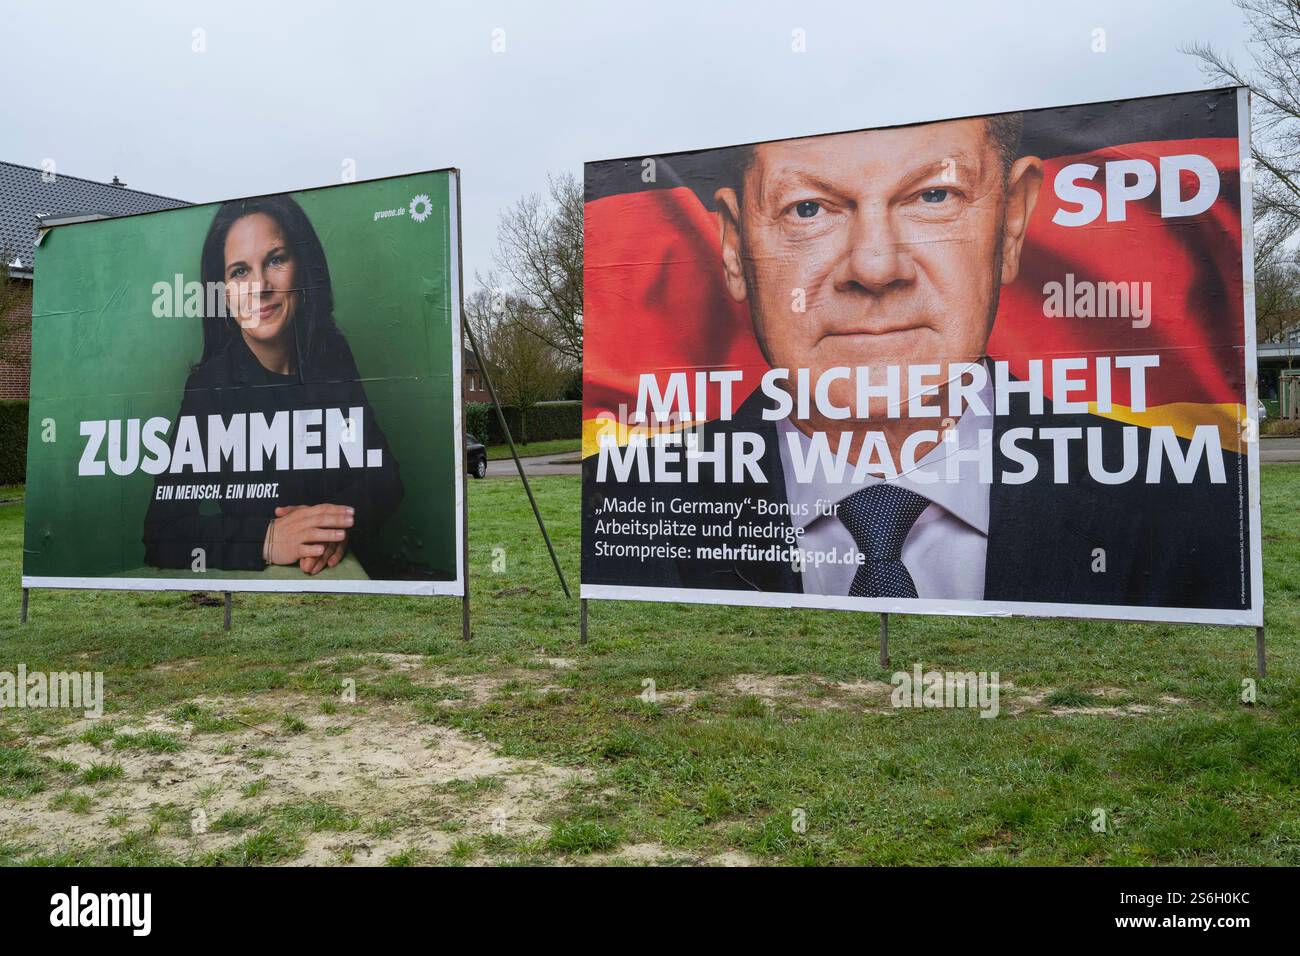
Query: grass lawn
485 438 581 461
0 466 1297 866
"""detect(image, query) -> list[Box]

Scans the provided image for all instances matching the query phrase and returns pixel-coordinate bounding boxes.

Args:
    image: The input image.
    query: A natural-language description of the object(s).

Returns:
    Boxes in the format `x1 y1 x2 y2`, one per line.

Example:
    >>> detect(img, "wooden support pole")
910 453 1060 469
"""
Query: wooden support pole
879 613 889 669
464 320 570 599
460 364 471 641
580 598 588 645
20 587 29 624
223 591 232 631
1256 626 1266 679
456 170 472 640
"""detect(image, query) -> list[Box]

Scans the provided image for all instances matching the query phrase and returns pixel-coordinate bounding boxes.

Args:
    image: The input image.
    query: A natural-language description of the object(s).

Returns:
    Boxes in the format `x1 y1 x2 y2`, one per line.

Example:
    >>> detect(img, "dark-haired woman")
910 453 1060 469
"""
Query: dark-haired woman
143 195 403 576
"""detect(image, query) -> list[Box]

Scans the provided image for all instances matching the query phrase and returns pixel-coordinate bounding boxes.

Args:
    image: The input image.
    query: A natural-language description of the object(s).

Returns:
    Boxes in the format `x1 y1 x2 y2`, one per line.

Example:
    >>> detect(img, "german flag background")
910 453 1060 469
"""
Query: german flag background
582 88 1249 456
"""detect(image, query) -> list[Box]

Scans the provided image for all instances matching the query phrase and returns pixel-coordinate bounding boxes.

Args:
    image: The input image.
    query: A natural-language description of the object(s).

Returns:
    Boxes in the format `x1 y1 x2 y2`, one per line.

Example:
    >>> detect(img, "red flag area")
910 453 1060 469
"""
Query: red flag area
583 186 768 426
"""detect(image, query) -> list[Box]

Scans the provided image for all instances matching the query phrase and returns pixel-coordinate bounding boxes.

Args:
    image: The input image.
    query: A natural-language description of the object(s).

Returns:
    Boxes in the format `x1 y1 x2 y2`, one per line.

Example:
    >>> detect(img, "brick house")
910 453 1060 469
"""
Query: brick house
0 274 29 400
462 346 493 404
0 161 188 400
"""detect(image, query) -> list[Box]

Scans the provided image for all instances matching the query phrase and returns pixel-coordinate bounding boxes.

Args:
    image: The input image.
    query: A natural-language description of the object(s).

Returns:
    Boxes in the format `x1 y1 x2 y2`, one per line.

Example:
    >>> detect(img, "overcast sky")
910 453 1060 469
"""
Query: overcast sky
1 0 1256 282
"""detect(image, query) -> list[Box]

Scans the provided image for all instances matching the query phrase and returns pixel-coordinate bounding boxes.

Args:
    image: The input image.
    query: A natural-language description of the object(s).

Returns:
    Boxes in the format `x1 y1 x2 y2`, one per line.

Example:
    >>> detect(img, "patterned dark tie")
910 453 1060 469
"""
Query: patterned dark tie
838 484 929 598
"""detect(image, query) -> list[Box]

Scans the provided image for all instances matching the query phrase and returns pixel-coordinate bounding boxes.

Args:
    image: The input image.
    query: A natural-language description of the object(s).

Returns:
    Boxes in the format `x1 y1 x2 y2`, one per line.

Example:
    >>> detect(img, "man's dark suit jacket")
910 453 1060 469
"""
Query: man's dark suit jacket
582 388 1250 611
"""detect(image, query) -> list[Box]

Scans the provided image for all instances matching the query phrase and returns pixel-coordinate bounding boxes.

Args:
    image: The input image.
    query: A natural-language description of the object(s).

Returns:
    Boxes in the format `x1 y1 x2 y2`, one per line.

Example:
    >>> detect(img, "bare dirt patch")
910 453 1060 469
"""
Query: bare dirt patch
312 653 571 710
150 658 205 674
579 841 759 867
1003 685 1182 717
655 674 894 714
315 652 430 672
1 692 591 866
654 673 1185 721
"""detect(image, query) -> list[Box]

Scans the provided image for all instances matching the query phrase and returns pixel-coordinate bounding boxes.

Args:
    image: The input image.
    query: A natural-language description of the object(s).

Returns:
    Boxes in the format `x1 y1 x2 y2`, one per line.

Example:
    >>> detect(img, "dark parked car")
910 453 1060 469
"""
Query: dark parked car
466 433 487 479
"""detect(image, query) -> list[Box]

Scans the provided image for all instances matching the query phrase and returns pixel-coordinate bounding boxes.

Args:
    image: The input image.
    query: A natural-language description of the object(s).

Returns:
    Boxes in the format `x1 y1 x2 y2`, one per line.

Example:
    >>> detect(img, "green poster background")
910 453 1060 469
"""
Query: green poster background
23 170 460 590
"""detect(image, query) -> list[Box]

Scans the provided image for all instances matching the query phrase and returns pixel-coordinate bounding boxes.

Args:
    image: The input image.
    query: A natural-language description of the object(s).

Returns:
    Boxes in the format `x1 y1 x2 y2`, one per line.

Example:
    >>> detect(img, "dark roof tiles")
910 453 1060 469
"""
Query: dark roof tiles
1 160 188 271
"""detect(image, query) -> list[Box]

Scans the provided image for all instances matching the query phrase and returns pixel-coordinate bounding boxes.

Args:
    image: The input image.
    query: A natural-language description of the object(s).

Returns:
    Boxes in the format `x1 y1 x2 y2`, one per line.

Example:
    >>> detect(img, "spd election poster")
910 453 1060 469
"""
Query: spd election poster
581 88 1262 626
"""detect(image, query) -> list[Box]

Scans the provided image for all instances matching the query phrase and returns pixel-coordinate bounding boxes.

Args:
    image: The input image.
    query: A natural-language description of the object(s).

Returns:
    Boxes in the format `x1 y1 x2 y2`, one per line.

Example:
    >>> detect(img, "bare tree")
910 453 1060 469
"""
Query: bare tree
1186 1 1300 255
465 282 572 442
1188 0 1300 378
492 173 583 363
1255 251 1300 367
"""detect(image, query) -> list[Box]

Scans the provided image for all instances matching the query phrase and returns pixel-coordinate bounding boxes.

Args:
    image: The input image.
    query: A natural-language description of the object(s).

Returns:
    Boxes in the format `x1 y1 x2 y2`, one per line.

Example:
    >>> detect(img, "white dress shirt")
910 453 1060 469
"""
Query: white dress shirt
777 378 993 599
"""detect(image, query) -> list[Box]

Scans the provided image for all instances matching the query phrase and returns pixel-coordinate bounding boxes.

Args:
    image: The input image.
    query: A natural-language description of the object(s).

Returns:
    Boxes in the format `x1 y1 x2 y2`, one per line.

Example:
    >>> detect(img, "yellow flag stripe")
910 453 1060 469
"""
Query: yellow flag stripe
582 401 1249 459
1090 402 1246 451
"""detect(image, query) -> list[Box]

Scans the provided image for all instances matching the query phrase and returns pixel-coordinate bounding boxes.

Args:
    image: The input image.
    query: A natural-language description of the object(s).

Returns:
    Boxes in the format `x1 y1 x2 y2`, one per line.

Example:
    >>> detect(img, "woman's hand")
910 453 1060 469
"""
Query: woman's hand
301 537 347 575
263 504 353 570
275 505 350 574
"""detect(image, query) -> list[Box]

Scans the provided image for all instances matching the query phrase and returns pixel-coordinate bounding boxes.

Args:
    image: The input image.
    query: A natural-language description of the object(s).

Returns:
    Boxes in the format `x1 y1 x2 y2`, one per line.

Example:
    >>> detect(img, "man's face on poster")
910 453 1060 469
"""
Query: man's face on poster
716 118 1043 420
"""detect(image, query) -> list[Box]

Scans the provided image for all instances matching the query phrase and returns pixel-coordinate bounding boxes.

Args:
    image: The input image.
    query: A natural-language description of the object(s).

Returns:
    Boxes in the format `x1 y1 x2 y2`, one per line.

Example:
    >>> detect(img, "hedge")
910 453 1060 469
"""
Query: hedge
464 402 493 444
0 400 27 485
472 400 581 446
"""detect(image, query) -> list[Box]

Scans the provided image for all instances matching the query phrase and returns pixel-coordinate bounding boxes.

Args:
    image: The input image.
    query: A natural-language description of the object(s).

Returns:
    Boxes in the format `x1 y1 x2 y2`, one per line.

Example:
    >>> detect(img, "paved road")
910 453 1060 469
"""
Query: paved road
1260 437 1300 463
485 453 582 478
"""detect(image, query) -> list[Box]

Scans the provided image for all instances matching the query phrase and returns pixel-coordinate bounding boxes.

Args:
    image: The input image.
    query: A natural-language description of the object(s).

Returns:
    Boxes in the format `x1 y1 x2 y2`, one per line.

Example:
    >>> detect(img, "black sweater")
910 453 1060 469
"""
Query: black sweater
142 336 403 574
